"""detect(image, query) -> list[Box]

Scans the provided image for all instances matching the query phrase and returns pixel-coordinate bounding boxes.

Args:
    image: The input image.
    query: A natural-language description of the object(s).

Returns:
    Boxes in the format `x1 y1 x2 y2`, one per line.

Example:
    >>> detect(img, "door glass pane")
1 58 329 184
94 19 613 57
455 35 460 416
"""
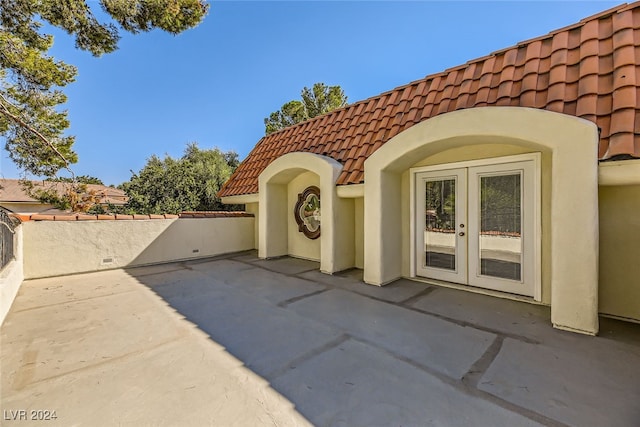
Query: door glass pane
479 173 522 281
424 178 456 270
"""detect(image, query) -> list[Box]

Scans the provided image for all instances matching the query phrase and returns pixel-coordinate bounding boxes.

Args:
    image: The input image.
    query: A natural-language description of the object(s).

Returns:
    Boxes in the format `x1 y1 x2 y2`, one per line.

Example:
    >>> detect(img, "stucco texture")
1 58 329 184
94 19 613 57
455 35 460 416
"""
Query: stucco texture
228 107 639 333
0 226 23 326
258 152 354 274
22 218 255 279
364 107 600 335
598 184 640 322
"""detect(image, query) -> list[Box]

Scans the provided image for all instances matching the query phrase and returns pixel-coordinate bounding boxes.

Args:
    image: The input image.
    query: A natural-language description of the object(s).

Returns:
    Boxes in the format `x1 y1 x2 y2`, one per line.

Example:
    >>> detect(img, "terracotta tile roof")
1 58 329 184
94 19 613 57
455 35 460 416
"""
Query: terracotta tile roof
0 179 128 205
219 2 640 197
15 211 253 222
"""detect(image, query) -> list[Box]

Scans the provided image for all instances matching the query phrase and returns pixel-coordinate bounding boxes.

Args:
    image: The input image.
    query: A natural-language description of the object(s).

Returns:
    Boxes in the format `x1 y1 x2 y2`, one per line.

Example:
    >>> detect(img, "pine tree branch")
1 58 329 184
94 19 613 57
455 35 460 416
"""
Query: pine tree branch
0 92 75 179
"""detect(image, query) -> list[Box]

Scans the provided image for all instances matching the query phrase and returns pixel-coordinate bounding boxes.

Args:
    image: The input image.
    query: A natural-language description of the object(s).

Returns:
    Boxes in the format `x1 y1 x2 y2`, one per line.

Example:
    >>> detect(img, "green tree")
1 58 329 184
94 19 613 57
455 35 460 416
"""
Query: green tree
0 0 208 177
21 179 104 212
480 175 521 234
264 82 348 135
46 175 104 185
121 143 240 214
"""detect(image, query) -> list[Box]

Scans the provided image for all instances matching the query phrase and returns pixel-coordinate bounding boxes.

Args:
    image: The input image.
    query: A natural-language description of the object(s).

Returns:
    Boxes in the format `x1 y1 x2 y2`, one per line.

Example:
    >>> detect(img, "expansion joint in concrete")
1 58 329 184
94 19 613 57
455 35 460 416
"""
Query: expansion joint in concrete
265 334 350 380
461 335 504 389
402 305 540 345
349 334 567 427
11 289 139 314
277 288 331 307
15 335 185 389
230 257 319 280
397 286 437 305
125 267 190 278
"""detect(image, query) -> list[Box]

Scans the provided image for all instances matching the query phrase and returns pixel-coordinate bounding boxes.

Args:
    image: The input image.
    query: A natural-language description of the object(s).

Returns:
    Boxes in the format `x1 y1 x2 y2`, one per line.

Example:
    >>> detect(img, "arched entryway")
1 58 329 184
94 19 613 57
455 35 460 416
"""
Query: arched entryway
258 152 354 274
364 107 600 335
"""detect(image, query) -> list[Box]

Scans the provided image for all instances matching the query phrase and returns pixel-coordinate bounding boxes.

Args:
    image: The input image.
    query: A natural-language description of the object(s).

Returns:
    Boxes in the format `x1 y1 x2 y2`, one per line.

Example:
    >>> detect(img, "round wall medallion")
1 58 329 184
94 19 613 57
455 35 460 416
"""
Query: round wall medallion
294 186 321 239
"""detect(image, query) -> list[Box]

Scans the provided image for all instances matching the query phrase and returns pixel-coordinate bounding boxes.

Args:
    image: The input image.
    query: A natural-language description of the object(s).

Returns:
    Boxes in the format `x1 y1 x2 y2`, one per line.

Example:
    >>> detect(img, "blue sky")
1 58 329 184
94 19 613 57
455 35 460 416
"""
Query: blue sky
1 1 621 186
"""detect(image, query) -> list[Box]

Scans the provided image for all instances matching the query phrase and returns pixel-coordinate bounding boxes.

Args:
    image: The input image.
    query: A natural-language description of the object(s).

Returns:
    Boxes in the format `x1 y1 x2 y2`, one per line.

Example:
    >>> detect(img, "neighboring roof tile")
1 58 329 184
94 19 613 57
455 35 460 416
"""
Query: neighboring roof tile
219 2 640 197
0 179 128 205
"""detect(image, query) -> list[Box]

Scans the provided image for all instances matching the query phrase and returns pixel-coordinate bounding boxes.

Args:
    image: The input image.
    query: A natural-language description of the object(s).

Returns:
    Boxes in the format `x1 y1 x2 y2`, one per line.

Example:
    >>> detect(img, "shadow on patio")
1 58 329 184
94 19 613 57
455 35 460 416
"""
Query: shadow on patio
128 251 640 427
2 251 639 426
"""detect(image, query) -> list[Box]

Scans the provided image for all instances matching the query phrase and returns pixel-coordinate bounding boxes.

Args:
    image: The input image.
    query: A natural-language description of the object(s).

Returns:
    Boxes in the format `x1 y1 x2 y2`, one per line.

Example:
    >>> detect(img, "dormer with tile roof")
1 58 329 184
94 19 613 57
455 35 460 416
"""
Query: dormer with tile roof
219 3 640 337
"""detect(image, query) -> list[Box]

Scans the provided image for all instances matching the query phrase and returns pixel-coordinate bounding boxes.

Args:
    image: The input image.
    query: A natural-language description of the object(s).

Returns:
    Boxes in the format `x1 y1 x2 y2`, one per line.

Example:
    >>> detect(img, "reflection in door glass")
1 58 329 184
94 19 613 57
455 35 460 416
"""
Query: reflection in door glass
479 173 522 281
425 178 456 270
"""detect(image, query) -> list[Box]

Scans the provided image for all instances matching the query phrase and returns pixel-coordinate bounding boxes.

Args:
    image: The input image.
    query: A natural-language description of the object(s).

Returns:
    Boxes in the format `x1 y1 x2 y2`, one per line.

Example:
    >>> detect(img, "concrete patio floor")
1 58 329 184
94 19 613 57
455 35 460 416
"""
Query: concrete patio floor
2 251 639 426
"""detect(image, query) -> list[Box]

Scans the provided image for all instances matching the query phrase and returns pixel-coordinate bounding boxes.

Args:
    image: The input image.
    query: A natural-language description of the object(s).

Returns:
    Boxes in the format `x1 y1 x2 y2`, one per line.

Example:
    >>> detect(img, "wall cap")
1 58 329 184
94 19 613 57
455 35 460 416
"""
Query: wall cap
599 159 640 186
19 211 254 222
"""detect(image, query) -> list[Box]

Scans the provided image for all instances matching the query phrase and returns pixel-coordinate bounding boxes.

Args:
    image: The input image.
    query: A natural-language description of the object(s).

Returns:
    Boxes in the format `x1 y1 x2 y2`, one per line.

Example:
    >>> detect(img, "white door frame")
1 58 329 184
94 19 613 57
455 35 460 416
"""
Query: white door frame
410 153 541 301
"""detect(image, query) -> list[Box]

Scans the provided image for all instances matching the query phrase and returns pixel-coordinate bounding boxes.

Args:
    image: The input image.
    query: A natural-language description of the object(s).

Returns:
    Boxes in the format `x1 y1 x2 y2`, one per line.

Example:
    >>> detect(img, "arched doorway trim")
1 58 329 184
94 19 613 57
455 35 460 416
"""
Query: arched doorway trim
364 107 599 335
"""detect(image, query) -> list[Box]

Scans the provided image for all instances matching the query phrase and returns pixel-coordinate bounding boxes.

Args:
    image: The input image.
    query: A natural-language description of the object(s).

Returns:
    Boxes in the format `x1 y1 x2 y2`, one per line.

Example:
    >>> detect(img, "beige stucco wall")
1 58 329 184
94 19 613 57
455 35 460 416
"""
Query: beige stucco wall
22 217 255 279
598 184 640 322
224 110 637 331
287 172 321 261
0 225 23 326
259 152 351 274
223 110 640 333
404 144 553 304
364 107 600 335
336 197 356 270
354 198 364 269
599 159 640 186
245 202 259 250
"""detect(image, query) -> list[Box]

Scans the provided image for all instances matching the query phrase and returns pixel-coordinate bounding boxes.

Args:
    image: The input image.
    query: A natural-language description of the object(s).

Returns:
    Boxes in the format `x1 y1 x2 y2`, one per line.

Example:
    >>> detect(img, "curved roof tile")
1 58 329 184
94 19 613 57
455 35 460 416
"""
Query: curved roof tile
220 2 640 197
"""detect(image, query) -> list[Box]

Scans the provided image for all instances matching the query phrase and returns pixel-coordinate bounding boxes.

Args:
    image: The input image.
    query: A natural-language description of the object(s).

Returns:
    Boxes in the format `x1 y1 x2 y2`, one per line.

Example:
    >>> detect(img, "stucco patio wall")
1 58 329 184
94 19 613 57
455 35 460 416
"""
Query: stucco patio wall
598 182 640 322
244 203 259 249
22 217 255 279
0 224 23 326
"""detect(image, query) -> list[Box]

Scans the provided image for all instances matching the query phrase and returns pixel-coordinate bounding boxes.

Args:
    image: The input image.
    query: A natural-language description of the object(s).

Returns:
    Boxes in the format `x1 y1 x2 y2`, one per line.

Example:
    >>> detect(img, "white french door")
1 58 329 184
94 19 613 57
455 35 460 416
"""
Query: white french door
415 168 468 284
413 155 539 298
